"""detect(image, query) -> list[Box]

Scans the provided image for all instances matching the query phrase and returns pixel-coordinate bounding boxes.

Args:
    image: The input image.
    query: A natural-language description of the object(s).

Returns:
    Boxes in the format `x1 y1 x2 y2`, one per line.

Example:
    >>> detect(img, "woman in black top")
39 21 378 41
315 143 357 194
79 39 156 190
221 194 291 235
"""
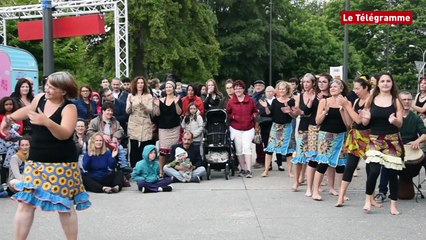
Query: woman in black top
10 78 35 136
336 76 371 207
311 80 351 201
203 79 223 111
259 81 296 177
0 72 91 239
292 73 317 193
153 81 182 177
411 77 426 118
360 73 403 215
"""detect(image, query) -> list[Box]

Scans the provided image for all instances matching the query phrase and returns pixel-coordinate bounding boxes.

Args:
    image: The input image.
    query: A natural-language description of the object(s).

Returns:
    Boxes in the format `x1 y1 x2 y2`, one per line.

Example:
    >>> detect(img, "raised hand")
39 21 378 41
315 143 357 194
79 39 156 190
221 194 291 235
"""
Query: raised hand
174 96 180 104
388 113 396 124
153 97 160 107
336 95 347 106
281 106 291 113
259 99 268 108
359 109 370 120
28 108 49 126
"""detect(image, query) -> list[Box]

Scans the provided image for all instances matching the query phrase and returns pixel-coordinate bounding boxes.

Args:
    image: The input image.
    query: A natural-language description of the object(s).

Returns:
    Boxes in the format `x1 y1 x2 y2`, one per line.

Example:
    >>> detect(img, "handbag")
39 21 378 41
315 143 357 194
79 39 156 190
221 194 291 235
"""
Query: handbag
252 132 262 144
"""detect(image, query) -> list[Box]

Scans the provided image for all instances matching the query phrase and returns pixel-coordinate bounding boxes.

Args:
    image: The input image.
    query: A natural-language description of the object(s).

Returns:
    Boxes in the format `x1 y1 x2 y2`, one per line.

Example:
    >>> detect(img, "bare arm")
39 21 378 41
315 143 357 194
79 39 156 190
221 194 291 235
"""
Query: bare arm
339 107 352 129
411 93 426 113
315 99 327 125
391 100 404 128
28 103 77 140
174 97 182 115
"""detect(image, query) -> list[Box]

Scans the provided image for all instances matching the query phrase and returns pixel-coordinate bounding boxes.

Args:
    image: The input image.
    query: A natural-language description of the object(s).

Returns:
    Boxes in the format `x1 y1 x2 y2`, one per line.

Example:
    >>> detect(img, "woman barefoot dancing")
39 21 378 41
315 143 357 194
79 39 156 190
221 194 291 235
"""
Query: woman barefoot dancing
360 73 404 215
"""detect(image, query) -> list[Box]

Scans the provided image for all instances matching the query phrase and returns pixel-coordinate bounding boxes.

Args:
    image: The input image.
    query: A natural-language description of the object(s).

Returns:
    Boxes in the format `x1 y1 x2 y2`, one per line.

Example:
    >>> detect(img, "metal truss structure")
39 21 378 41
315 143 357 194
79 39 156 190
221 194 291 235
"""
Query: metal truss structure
0 0 129 77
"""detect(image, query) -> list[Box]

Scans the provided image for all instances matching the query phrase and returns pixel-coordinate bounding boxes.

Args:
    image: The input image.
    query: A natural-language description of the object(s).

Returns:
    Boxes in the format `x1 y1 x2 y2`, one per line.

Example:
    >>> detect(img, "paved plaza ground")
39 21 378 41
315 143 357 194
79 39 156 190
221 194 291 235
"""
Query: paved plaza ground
1 160 426 240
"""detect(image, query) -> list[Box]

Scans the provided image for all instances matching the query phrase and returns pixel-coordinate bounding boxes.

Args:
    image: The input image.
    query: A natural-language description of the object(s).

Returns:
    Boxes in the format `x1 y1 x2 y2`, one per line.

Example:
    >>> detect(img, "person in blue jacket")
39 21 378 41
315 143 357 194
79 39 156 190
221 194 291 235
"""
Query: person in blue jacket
132 145 173 193
73 85 98 122
81 132 124 193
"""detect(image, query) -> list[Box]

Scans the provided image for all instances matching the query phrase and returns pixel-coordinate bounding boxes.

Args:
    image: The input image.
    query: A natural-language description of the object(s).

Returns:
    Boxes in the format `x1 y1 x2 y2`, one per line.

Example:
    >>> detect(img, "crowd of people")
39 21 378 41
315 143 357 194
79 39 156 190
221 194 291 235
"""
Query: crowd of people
1 71 426 237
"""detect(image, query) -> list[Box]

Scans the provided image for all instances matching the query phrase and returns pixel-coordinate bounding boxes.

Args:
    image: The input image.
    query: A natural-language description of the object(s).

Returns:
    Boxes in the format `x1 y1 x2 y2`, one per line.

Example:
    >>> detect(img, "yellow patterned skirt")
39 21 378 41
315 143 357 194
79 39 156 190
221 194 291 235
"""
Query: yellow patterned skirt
344 129 370 159
11 161 91 212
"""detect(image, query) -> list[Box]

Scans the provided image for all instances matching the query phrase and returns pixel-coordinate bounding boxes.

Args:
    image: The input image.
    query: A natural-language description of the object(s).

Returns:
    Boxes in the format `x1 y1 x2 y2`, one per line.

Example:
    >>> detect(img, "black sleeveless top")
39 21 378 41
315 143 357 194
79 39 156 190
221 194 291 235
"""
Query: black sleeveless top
320 108 346 133
29 95 77 163
158 97 182 129
353 99 370 130
270 98 295 124
370 101 399 135
298 93 312 131
415 94 426 114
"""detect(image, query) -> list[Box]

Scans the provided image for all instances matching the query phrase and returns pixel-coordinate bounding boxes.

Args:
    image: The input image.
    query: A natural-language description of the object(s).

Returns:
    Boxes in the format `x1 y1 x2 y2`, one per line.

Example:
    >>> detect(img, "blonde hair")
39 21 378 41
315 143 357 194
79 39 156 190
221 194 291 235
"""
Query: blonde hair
275 81 291 97
88 132 107 156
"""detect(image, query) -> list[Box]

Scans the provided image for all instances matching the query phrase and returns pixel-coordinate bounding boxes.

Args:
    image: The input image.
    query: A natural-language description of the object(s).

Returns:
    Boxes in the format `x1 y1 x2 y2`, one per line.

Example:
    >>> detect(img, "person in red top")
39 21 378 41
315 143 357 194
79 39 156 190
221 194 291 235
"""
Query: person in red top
0 97 24 185
226 80 258 178
181 84 205 116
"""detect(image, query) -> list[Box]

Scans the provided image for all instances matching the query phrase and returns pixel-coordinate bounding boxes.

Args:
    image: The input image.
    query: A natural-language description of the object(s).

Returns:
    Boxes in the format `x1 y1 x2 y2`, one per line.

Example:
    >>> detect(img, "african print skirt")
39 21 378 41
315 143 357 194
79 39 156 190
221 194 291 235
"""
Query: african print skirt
159 126 180 155
344 129 370 159
365 133 405 171
315 131 346 167
11 161 91 212
305 125 319 159
287 119 297 154
292 130 309 164
264 122 293 155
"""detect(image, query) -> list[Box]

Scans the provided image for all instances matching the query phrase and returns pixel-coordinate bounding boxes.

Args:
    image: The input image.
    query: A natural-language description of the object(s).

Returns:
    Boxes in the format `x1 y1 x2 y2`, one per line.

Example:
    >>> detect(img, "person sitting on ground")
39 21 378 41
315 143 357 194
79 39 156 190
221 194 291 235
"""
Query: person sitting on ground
7 137 30 195
87 102 131 173
132 145 173 193
73 119 89 169
167 147 193 182
164 132 206 182
81 132 124 193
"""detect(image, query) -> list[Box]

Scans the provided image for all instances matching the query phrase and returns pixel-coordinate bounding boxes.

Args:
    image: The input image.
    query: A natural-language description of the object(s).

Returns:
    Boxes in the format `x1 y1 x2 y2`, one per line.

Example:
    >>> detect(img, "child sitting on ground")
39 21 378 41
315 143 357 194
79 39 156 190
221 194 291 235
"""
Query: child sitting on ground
132 145 173 193
167 147 193 182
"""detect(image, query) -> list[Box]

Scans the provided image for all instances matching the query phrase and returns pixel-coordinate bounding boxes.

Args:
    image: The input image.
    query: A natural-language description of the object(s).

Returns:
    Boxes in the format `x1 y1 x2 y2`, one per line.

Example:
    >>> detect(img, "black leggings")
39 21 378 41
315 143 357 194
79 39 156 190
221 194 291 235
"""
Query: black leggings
316 163 345 174
264 152 284 166
82 171 124 193
366 162 399 201
0 154 8 184
308 160 318 168
342 153 360 182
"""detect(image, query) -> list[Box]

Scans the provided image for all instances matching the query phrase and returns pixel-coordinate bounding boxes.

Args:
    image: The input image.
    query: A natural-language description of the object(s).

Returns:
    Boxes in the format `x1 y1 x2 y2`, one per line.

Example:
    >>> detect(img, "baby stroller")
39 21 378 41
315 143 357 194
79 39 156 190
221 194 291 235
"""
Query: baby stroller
203 109 235 180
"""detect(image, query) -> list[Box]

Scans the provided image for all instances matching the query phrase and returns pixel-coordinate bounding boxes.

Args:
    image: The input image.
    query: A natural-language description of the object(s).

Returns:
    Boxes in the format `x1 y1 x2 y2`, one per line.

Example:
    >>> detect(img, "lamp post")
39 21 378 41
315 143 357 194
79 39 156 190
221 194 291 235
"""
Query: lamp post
42 0 54 76
343 0 350 81
409 44 426 91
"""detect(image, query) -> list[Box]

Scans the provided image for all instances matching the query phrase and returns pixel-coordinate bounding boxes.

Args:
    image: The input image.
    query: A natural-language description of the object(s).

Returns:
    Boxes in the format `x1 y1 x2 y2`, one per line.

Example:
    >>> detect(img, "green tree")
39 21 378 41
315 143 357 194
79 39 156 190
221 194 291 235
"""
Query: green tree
208 0 295 84
126 0 221 82
324 0 426 90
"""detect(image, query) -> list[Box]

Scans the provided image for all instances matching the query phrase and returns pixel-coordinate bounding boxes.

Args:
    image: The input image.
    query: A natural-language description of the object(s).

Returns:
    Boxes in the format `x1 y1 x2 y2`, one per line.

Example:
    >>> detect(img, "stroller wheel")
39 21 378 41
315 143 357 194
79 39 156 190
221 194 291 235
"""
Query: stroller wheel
225 164 230 180
207 165 211 180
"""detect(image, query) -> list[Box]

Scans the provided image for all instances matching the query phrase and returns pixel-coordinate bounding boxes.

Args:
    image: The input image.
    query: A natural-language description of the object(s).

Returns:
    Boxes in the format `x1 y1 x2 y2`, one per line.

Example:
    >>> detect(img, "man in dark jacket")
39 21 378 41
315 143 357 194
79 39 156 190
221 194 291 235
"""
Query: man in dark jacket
251 80 272 170
164 132 206 182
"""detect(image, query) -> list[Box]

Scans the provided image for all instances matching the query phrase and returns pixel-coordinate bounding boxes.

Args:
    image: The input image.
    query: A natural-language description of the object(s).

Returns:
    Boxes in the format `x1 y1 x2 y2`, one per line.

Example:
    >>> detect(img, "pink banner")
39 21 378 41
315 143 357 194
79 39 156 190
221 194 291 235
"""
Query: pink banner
0 51 13 99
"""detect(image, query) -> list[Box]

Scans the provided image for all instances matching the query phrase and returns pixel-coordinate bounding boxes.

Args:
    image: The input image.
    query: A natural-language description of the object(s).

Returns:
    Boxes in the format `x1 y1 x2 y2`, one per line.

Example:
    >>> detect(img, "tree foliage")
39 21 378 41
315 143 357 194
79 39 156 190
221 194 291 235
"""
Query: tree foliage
1 0 425 91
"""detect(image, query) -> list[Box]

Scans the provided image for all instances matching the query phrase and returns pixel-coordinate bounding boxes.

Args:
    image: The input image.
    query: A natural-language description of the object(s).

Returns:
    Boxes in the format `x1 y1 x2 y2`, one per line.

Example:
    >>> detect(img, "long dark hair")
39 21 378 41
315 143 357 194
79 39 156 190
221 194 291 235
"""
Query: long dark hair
184 102 199 124
366 72 401 109
10 78 34 101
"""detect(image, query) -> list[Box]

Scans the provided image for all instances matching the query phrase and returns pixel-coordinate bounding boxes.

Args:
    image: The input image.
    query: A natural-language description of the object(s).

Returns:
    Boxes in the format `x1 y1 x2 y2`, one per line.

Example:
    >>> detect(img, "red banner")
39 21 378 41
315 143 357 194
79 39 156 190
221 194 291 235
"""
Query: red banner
18 14 106 41
340 11 413 25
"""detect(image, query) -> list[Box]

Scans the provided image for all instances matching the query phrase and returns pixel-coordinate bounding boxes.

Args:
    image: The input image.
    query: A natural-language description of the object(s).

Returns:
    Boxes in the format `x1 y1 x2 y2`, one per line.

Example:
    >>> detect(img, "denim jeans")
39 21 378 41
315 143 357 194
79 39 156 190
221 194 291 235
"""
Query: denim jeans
163 166 206 182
